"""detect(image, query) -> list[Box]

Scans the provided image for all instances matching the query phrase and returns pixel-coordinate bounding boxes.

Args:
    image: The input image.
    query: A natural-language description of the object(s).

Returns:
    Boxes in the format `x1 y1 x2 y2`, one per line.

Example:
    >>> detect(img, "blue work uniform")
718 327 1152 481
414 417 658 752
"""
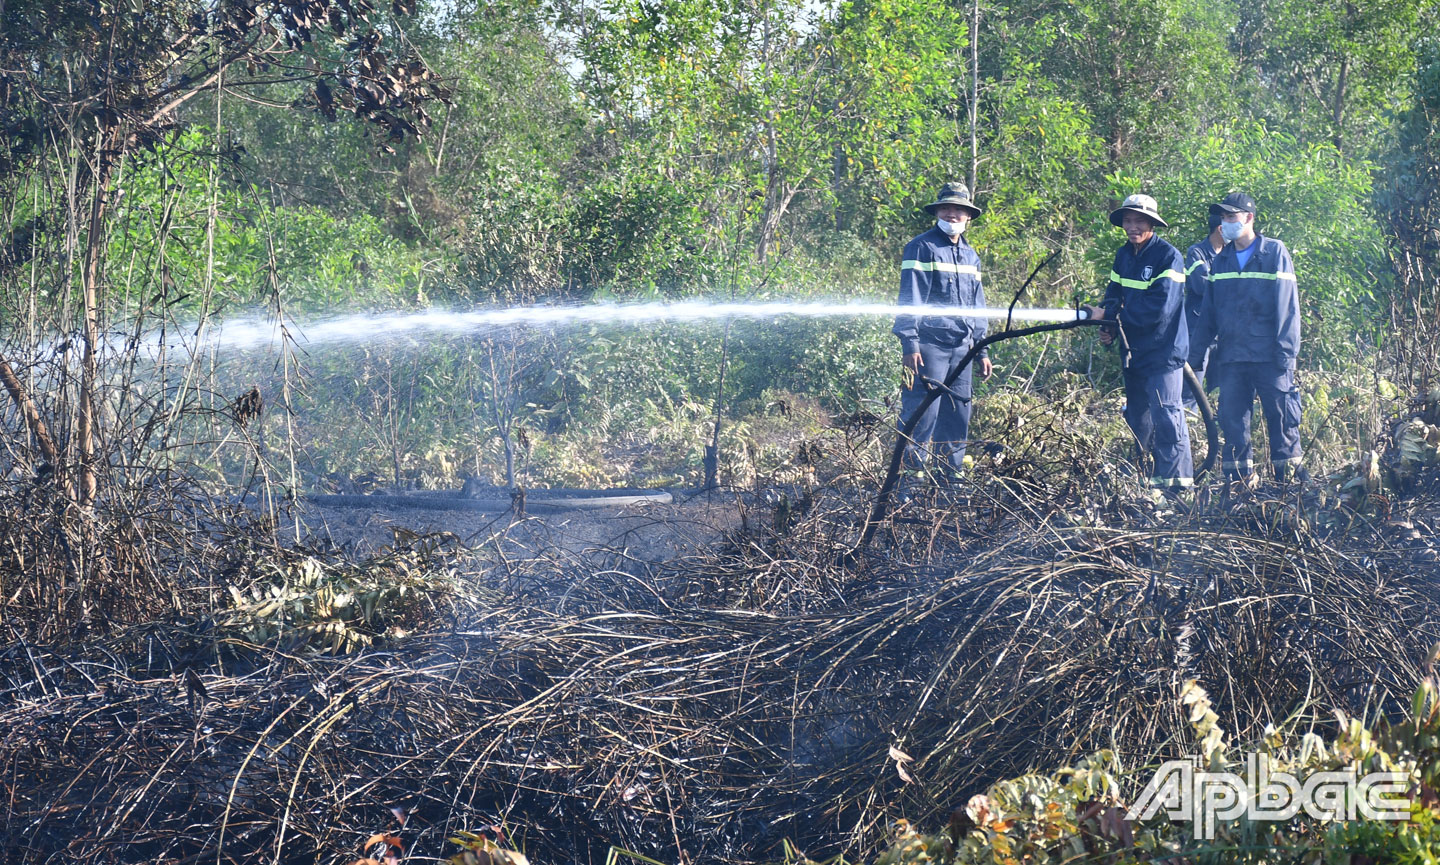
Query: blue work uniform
1102 235 1194 488
1188 233 1302 480
893 226 988 475
1183 238 1221 396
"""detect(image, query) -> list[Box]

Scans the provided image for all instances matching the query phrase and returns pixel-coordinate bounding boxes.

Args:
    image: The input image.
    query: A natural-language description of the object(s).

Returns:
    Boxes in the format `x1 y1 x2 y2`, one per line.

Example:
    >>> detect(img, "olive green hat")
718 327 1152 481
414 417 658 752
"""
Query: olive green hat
923 182 982 218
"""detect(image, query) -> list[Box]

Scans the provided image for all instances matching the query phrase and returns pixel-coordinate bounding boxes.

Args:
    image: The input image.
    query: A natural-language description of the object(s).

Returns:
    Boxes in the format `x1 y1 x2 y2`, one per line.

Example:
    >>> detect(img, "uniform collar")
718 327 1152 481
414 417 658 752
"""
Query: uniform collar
927 225 968 247
1126 233 1160 258
1220 231 1265 267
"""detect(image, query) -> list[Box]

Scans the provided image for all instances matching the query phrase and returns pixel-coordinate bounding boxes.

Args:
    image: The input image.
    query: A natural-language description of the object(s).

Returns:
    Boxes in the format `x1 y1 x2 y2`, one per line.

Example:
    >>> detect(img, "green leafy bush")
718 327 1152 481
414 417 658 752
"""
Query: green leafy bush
220 536 466 652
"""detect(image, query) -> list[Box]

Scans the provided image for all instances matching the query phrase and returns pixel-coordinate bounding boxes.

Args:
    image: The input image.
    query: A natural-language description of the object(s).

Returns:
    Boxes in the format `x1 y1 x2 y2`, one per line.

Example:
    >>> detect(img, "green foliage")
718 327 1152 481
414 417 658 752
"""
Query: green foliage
870 671 1440 865
90 128 451 317
1327 806 1440 865
969 71 1101 259
990 0 1232 169
221 540 463 652
7 0 1439 509
1233 0 1426 155
822 0 970 237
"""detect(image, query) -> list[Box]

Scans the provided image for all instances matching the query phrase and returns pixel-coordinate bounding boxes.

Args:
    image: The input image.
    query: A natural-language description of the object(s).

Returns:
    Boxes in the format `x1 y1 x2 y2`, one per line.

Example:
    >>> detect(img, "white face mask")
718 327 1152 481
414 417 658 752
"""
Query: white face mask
937 218 967 236
1220 219 1247 242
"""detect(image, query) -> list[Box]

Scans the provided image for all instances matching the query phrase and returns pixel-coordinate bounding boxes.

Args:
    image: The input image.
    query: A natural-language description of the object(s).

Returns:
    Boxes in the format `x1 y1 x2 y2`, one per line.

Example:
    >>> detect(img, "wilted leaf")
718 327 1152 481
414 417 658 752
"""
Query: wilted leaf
888 744 914 783
965 793 994 826
364 833 404 859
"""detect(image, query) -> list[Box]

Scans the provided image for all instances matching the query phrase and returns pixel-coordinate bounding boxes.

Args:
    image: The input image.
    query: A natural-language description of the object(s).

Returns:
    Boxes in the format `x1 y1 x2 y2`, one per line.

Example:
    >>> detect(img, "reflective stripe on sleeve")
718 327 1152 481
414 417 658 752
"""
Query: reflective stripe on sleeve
1210 271 1296 282
1109 268 1186 289
1110 270 1148 289
1185 259 1206 275
902 260 981 276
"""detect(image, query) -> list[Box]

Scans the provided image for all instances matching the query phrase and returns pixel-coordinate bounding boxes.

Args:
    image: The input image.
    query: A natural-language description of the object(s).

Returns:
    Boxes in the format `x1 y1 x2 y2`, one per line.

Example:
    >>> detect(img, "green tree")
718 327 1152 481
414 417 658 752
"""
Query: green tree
1 0 444 503
988 0 1233 170
1232 0 1425 155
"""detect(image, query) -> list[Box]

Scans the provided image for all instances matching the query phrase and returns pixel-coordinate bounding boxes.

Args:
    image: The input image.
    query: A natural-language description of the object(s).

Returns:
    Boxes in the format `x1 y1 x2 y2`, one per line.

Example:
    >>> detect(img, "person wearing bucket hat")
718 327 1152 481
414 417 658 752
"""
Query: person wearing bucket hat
1082 193 1194 491
1188 192 1306 484
1180 204 1225 407
892 181 992 488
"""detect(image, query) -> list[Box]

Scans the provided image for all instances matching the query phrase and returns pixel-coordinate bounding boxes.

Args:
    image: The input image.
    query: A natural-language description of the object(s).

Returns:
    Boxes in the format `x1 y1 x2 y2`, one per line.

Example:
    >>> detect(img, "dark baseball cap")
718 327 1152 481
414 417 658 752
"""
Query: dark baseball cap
1214 192 1257 214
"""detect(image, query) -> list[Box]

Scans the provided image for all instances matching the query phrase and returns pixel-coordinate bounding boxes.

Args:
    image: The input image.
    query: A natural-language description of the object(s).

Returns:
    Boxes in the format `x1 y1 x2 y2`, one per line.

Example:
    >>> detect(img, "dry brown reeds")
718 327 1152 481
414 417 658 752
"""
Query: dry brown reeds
4 460 1438 865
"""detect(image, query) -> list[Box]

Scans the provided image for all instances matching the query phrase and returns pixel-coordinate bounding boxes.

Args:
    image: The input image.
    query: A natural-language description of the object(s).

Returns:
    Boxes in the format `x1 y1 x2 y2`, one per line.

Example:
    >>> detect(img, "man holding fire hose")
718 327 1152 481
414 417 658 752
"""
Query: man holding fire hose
1083 194 1194 491
1188 192 1306 485
892 182 993 490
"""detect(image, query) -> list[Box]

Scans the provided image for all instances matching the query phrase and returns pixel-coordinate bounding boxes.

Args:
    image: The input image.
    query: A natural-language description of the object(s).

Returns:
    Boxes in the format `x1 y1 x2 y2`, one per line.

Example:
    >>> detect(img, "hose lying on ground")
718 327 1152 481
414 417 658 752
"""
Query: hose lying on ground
307 488 673 512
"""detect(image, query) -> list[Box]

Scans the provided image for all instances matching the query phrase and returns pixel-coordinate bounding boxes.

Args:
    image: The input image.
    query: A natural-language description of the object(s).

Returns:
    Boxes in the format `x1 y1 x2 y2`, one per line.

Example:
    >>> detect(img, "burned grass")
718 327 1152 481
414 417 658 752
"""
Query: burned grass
4 457 1439 865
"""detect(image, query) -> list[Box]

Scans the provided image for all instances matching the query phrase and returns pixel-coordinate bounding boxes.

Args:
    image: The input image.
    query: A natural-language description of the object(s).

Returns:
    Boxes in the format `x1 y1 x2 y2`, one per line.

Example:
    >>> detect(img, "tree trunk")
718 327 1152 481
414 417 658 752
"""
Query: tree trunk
756 7 778 263
968 0 980 193
0 354 64 476
76 143 117 507
1332 55 1349 151
756 179 799 262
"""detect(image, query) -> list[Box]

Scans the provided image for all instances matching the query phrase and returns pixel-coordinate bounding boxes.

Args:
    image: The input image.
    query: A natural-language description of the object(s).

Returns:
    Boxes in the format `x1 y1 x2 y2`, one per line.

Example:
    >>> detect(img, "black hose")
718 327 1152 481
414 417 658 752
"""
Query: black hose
306 488 673 512
1183 362 1218 481
842 322 1219 564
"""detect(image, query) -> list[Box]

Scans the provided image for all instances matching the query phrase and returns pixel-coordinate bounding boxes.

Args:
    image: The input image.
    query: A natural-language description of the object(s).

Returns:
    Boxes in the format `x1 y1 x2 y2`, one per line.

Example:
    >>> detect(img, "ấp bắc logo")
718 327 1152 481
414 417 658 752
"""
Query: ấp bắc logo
1126 753 1409 839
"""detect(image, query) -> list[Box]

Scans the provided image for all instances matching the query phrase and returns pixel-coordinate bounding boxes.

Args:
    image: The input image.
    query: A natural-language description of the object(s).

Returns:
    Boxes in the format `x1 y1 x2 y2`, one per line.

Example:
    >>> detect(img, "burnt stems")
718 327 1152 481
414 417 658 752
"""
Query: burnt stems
4 462 1438 865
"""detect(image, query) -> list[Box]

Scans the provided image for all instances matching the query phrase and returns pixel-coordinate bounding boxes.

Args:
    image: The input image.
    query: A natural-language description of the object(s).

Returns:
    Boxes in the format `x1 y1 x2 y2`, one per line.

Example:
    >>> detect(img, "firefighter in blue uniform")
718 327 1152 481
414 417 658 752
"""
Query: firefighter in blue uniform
893 182 993 484
1189 192 1305 484
1083 194 1194 490
1182 205 1225 406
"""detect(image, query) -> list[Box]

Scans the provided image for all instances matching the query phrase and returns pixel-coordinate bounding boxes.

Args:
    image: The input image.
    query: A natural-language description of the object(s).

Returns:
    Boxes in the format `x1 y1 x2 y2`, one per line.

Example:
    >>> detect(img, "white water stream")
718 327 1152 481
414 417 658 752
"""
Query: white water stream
172 300 1086 352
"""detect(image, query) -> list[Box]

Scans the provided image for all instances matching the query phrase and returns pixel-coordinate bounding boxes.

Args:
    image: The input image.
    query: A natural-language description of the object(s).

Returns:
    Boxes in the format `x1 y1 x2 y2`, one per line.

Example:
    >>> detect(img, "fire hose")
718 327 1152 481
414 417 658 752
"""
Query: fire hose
844 310 1218 563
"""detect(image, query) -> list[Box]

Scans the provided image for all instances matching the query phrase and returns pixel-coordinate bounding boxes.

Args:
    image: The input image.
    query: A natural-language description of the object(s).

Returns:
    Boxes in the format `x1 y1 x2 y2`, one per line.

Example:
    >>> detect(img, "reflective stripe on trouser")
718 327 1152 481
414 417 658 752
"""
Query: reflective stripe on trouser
1215 361 1303 478
899 341 974 474
1122 366 1193 487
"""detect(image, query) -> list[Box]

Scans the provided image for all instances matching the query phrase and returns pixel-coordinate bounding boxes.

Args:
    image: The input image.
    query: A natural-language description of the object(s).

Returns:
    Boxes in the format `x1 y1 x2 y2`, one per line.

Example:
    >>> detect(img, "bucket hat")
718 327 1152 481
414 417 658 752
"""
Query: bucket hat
1109 193 1168 228
923 182 982 218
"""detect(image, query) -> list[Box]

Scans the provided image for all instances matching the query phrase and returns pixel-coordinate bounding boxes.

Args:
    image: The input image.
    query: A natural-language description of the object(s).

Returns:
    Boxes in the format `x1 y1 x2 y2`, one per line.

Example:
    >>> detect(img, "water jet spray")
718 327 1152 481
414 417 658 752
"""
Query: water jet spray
156 300 1099 353
190 291 1216 526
